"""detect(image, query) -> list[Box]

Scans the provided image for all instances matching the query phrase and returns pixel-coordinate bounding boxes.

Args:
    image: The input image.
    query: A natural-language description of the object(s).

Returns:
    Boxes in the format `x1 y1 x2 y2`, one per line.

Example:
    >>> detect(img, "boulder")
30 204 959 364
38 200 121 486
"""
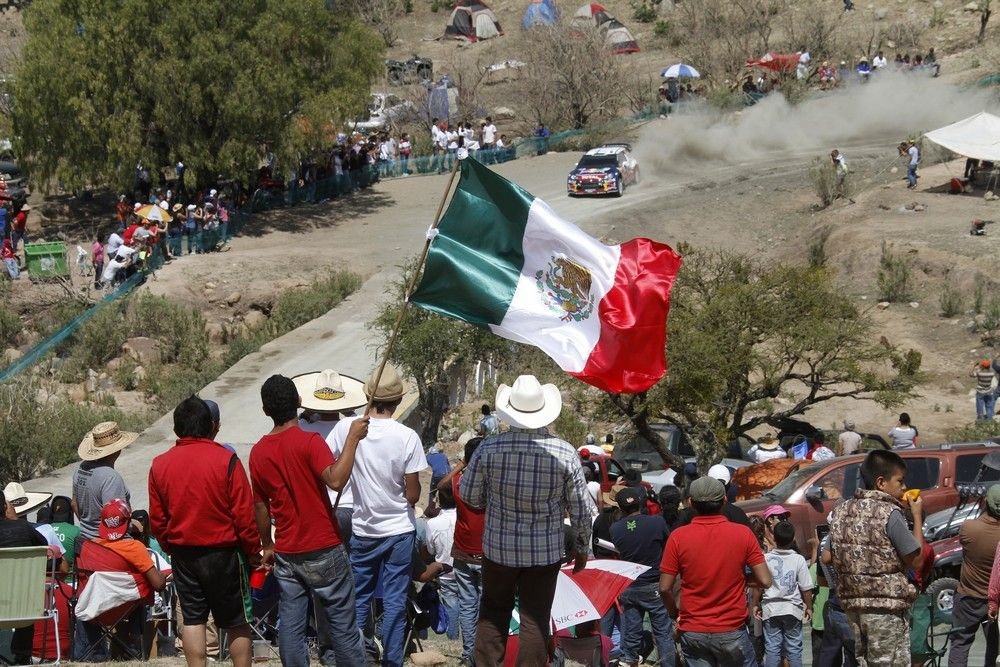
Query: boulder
122 337 162 365
492 106 517 120
205 282 217 290
409 653 448 666
965 1 979 10
3 347 22 363
225 291 242 306
877 302 890 310
132 365 147 383
875 6 889 18
949 380 966 394
85 369 99 394
243 310 267 329
205 322 226 345
106 357 123 373
909 302 920 308
66 384 87 403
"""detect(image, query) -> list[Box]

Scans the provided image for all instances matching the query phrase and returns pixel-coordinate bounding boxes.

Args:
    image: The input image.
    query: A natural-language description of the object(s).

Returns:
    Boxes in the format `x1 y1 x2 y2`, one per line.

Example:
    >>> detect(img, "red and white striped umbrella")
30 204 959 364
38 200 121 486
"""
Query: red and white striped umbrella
549 559 650 630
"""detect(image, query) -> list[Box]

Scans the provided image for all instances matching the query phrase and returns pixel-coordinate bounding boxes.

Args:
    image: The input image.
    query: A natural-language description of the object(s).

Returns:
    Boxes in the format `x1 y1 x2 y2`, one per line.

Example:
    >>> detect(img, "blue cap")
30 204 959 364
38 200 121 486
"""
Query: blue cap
203 399 221 425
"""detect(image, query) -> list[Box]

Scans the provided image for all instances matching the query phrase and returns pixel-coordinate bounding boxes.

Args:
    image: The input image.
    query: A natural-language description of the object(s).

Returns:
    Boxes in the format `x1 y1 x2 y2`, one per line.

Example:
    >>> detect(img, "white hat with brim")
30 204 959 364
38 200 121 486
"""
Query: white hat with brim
78 421 139 461
293 369 367 413
494 375 562 430
3 482 52 517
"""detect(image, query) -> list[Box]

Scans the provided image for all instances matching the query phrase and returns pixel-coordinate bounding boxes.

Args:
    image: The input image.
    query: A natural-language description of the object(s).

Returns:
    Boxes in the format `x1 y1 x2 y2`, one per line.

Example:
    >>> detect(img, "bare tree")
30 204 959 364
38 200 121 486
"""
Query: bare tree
515 27 624 129
343 0 404 47
674 0 785 83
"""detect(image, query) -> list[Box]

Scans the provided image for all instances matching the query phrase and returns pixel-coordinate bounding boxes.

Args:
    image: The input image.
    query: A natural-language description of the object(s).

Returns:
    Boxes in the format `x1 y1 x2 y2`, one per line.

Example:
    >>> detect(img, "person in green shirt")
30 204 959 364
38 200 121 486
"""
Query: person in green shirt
47 495 80 570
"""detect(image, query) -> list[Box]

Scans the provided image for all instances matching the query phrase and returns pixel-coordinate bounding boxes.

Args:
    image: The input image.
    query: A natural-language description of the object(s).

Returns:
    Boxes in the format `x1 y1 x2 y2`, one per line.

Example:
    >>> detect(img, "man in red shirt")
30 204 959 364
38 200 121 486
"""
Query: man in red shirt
148 396 262 667
436 435 486 666
249 375 368 667
11 204 28 251
659 476 772 667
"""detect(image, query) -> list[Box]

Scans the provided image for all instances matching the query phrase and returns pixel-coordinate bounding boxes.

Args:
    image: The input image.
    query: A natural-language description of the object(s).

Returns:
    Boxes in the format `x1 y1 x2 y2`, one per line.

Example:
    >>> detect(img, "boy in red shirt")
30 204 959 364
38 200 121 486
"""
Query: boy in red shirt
660 476 772 667
249 375 369 667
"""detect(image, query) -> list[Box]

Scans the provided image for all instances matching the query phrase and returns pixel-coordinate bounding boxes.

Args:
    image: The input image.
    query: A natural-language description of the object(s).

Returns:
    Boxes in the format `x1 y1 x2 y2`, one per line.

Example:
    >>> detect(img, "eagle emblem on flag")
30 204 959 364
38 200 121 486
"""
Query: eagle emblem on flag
535 256 596 322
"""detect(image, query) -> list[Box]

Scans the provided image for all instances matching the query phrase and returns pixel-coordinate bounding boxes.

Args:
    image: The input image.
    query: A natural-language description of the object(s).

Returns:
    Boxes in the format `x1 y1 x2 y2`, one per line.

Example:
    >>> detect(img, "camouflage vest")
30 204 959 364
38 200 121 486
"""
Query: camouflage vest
829 489 916 612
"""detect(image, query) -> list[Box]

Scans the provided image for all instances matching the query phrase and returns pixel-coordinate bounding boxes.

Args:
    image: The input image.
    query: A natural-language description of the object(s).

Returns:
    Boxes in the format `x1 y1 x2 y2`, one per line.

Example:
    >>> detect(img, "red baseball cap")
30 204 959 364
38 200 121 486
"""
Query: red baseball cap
98 499 131 540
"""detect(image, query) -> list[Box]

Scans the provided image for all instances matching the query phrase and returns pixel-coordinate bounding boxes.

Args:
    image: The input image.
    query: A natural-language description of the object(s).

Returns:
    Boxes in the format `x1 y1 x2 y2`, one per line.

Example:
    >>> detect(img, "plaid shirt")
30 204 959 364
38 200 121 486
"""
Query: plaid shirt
459 427 594 567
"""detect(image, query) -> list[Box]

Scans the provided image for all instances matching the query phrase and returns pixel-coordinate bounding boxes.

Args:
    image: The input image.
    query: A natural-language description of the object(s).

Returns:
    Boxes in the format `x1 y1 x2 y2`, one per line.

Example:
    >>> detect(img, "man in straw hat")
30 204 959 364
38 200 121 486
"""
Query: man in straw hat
747 433 787 464
329 363 427 667
249 375 369 667
72 421 138 550
293 369 367 549
148 396 262 667
460 374 594 665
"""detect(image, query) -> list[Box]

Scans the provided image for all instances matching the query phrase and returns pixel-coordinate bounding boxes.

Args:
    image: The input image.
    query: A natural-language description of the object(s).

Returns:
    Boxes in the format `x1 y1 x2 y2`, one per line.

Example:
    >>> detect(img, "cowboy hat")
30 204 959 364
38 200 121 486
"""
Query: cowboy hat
757 433 779 450
364 364 406 402
3 482 52 517
171 203 183 213
601 480 627 508
78 421 139 461
495 375 562 430
293 369 367 413
20 204 30 211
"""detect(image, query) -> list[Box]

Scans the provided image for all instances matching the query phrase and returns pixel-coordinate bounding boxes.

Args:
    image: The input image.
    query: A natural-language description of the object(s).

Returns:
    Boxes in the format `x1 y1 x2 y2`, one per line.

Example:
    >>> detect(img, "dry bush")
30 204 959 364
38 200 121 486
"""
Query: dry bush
513 27 625 129
343 0 405 46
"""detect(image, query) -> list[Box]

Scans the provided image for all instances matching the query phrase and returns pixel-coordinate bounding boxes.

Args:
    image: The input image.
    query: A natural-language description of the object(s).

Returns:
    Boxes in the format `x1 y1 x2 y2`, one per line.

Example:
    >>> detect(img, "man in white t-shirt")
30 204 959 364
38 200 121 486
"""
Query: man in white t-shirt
839 420 863 456
482 117 497 149
102 244 137 287
330 364 427 667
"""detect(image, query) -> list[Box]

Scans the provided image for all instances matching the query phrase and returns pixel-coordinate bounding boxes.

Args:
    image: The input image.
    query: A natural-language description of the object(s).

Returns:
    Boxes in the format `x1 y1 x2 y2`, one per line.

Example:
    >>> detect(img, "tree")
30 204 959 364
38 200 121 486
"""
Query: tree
13 0 383 193
373 262 515 444
515 27 624 130
979 0 993 43
343 0 405 47
606 249 922 470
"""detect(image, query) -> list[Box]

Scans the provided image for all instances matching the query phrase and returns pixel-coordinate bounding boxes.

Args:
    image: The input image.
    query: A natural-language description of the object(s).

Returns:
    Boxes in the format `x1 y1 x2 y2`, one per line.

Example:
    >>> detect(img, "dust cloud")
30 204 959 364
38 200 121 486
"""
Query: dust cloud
634 72 998 174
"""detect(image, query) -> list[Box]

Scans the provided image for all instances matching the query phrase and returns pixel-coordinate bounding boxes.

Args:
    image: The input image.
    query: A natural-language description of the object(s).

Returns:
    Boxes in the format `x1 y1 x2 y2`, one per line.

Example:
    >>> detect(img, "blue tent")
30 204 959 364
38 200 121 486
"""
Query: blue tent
522 0 558 28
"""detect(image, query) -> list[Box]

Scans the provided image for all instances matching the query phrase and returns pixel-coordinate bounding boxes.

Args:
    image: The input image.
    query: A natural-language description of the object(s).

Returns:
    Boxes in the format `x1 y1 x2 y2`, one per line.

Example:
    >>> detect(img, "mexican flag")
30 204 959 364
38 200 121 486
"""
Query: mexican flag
409 157 682 394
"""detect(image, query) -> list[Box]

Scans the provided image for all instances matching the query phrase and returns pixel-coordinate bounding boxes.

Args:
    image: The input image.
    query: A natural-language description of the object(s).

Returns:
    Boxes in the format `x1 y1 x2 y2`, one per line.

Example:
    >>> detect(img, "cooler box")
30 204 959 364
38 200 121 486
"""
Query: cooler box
24 242 68 278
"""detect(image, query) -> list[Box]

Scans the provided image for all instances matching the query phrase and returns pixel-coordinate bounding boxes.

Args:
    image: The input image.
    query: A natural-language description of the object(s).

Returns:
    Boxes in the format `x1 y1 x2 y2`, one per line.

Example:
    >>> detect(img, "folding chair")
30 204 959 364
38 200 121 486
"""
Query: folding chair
0 545 61 666
555 635 606 667
144 549 174 658
72 540 153 661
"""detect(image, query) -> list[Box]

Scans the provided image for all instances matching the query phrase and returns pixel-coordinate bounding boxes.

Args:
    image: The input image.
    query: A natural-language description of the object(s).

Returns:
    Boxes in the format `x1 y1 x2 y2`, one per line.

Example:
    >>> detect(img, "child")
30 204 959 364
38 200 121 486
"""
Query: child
91 234 105 290
754 520 813 667
830 449 924 666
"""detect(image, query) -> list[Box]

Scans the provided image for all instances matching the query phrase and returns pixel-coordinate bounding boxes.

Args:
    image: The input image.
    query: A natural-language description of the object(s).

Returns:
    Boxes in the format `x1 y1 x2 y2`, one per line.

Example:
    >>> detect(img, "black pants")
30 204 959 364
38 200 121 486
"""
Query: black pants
948 593 999 667
475 559 560 666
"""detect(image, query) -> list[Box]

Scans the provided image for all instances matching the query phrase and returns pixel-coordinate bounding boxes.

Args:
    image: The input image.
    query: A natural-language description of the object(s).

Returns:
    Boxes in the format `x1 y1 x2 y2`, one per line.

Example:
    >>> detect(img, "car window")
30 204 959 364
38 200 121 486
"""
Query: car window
607 458 625 483
955 453 1000 483
904 457 940 490
764 463 827 502
577 155 617 169
677 434 695 458
814 463 860 501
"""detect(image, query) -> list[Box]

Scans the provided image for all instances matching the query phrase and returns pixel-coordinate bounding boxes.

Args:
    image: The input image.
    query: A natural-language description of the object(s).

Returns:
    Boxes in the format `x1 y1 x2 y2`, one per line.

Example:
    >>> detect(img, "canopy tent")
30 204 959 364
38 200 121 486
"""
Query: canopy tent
522 0 558 28
745 52 799 73
444 0 504 42
571 3 639 54
924 112 1000 162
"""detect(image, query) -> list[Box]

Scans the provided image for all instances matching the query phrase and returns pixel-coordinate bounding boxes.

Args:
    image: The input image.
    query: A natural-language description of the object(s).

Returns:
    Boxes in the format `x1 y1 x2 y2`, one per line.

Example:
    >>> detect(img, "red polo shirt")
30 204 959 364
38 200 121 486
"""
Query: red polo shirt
452 471 484 556
660 514 764 633
249 426 341 554
148 437 261 557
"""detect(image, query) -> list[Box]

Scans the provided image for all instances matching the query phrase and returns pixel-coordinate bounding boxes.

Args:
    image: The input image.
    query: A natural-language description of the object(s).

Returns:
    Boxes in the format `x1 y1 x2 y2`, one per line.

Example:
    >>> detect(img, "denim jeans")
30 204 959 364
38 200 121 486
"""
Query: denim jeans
819 602 857 667
679 627 756 667
336 507 353 554
274 546 365 667
454 560 482 660
619 582 675 665
351 531 415 667
438 575 460 640
600 605 622 659
907 164 918 187
977 392 997 421
763 614 803 667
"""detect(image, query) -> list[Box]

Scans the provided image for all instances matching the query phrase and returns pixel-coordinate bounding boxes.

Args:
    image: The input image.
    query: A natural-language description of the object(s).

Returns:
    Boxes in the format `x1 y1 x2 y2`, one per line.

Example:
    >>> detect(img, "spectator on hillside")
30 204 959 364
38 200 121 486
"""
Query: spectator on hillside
872 51 888 69
73 421 137 552
482 117 497 151
11 204 28 251
748 434 787 464
900 140 920 189
2 240 19 280
478 404 499 436
972 359 997 421
398 133 412 176
91 234 105 290
888 412 918 449
856 57 872 80
534 123 550 156
839 420 863 456
818 62 836 88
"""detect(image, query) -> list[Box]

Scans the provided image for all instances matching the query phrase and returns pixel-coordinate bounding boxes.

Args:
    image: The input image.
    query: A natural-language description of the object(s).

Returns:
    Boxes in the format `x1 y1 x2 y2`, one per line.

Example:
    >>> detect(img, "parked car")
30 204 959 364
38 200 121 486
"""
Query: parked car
566 144 639 197
736 443 1000 552
0 149 28 211
614 422 751 492
770 416 889 452
348 93 418 133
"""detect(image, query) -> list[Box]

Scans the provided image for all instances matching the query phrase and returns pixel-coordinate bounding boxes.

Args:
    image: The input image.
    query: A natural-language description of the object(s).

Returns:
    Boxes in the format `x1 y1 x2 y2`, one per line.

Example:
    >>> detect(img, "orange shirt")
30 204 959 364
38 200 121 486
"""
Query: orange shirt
93 537 155 574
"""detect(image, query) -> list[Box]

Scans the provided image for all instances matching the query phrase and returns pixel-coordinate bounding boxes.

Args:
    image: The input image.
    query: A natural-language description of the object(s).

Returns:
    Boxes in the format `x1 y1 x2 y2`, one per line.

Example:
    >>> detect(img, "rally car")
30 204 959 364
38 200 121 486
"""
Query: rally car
566 144 639 197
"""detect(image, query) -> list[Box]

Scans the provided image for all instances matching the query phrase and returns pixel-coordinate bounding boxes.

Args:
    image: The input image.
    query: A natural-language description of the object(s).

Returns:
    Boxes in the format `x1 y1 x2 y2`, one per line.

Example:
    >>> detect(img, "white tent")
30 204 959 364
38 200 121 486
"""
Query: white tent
924 111 1000 162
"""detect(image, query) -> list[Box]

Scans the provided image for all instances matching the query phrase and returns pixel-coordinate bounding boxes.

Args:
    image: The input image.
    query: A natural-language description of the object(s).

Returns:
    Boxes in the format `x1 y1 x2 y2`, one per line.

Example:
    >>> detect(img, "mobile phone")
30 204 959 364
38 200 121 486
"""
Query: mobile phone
816 524 830 544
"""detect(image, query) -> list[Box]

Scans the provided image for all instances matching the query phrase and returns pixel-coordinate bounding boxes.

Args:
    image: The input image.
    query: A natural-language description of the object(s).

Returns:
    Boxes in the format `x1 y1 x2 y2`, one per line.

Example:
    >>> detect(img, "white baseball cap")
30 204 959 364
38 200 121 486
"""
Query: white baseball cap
707 464 732 485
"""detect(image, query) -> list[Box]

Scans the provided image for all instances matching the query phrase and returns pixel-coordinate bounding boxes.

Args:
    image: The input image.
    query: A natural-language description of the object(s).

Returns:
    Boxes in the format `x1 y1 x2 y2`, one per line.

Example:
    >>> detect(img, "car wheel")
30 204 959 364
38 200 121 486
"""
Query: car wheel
615 179 624 197
925 577 958 616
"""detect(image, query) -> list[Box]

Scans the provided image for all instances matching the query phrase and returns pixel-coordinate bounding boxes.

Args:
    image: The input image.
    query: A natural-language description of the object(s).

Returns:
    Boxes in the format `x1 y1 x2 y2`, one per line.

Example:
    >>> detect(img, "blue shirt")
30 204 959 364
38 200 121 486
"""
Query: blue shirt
427 452 449 477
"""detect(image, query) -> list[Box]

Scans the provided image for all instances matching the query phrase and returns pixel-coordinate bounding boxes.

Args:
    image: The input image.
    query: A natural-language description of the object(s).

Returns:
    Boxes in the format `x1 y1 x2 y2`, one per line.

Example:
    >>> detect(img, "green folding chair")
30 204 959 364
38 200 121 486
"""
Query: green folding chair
0 546 61 665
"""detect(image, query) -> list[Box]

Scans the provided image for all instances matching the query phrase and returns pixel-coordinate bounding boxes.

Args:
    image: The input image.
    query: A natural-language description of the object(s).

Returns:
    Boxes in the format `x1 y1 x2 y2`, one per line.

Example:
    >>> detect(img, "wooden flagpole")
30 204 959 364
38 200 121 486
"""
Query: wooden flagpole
331 157 462 513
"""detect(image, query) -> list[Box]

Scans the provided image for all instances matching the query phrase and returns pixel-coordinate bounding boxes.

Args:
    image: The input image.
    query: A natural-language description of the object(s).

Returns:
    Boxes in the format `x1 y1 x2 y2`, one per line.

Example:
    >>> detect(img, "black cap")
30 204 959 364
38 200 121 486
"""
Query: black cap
615 488 643 514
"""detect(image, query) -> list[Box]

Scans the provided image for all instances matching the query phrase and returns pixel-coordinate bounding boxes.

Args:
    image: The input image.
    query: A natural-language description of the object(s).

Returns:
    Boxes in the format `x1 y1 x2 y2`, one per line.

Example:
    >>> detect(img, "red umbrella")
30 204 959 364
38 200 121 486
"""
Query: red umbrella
549 559 650 630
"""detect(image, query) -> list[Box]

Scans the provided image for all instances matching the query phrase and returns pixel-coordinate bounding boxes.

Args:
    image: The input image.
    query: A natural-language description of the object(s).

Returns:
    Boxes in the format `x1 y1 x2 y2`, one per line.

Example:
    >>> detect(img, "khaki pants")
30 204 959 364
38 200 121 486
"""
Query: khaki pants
846 610 909 667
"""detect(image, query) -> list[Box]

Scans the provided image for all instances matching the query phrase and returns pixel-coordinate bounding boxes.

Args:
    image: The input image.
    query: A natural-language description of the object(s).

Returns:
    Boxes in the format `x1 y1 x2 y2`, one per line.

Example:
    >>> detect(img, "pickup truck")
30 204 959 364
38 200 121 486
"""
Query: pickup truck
736 443 1000 548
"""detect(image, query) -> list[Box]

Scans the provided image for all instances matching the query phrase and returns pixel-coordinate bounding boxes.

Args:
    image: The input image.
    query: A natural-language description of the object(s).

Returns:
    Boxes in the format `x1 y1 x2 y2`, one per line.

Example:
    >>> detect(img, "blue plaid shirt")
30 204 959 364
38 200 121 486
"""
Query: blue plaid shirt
459 427 594 567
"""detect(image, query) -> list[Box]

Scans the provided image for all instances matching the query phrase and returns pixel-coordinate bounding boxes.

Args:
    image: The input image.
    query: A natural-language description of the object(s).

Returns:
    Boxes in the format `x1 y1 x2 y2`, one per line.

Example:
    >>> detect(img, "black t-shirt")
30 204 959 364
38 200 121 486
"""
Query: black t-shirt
673 502 752 531
0 519 48 549
610 513 669 586
592 508 618 558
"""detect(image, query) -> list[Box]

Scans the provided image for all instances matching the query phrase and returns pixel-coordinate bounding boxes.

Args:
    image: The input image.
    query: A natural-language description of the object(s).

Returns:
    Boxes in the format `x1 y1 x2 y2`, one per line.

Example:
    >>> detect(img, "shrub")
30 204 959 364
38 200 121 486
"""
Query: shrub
808 226 832 268
877 242 913 302
939 283 964 318
0 304 20 350
632 1 657 22
653 19 671 37
809 157 835 208
126 294 209 364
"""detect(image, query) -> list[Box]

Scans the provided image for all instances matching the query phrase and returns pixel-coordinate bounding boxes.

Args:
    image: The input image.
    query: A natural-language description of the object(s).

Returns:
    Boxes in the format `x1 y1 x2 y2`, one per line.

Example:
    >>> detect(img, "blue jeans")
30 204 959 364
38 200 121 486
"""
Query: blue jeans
453 560 481 660
819 602 857 667
438 575 460 640
619 582 675 665
680 627 756 667
907 164 918 187
274 546 364 667
600 605 622 659
351 531 415 667
977 392 997 420
763 614 803 667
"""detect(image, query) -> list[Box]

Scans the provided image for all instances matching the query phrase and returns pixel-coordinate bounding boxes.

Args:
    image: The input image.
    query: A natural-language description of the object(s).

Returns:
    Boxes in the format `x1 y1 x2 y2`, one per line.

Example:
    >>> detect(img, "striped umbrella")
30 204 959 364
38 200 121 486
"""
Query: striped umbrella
660 63 700 79
549 559 650 630
135 203 169 223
